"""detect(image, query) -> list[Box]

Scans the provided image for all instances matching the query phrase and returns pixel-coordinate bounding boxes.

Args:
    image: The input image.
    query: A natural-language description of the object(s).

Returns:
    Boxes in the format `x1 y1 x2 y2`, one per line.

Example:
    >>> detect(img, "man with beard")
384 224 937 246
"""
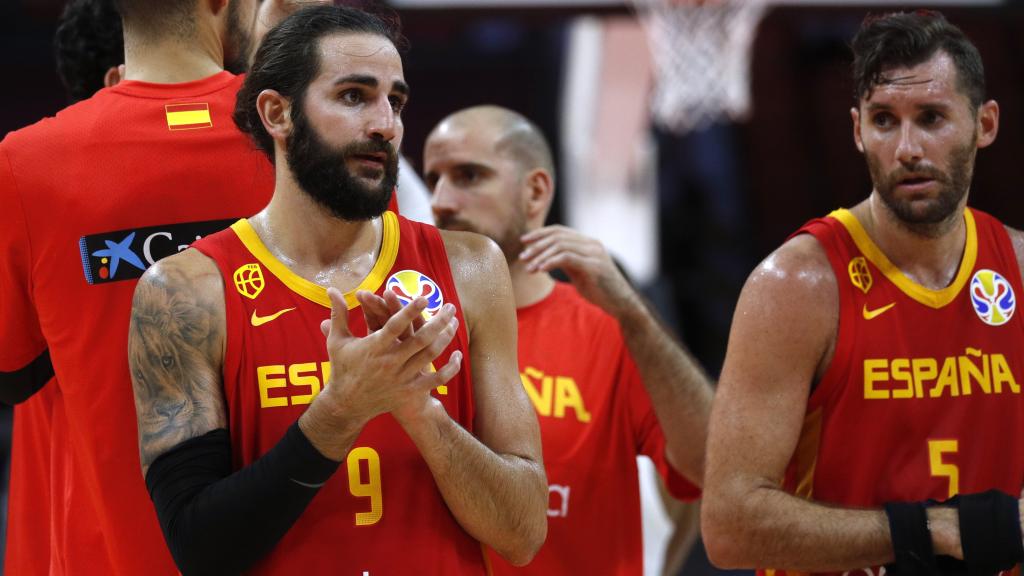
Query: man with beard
0 0 321 574
702 11 1024 576
422 105 711 575
128 7 547 575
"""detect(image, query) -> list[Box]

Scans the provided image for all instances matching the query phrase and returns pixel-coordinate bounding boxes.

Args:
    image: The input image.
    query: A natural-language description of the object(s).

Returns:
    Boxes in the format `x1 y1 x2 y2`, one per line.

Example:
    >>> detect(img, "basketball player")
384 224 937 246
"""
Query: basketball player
702 11 1024 575
0 0 319 573
423 105 712 575
129 7 546 574
2 2 123 573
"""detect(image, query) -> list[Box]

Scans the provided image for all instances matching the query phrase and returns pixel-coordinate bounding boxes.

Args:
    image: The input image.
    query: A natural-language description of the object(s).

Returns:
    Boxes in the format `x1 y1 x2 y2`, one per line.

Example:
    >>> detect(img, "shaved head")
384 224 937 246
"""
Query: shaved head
431 105 555 183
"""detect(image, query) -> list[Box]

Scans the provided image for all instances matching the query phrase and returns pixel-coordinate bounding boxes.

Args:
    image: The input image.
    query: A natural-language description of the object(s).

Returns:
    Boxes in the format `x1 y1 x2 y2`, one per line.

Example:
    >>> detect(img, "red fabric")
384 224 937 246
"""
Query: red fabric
764 208 1024 576
489 282 699 576
190 213 485 574
0 71 274 575
6 381 56 575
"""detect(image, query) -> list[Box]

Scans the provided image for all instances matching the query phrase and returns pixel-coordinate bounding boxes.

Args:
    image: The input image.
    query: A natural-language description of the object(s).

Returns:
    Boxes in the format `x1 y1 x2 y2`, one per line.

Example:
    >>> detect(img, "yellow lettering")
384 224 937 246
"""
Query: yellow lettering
553 377 591 423
959 353 990 395
911 358 937 399
347 447 383 526
930 357 959 398
288 362 321 406
521 367 553 417
891 358 913 399
991 354 1019 394
929 440 959 498
257 365 288 408
864 359 890 399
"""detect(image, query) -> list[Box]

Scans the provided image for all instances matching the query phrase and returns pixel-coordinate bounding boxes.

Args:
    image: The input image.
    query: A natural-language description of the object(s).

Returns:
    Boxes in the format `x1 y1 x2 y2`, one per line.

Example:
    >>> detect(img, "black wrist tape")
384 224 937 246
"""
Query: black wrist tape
957 490 1023 576
885 500 936 575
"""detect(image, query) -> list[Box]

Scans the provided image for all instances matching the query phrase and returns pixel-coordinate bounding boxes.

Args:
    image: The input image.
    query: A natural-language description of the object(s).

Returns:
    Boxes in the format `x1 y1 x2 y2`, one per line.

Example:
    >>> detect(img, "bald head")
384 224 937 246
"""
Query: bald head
425 105 556 263
430 105 555 183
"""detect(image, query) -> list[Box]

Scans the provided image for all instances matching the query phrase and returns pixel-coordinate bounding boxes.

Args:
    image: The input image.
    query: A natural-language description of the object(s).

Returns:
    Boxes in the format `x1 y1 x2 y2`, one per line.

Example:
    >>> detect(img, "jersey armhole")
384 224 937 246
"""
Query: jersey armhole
796 225 856 413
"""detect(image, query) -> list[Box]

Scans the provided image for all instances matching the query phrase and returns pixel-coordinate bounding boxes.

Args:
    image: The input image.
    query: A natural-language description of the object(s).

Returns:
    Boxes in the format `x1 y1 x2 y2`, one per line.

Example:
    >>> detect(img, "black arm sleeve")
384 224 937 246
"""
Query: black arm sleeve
145 422 341 576
0 348 54 405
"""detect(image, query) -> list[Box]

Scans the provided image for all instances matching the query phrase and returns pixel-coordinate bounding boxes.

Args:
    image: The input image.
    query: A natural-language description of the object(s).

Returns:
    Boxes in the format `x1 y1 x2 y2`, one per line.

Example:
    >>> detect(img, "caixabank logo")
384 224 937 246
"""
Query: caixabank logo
79 219 236 284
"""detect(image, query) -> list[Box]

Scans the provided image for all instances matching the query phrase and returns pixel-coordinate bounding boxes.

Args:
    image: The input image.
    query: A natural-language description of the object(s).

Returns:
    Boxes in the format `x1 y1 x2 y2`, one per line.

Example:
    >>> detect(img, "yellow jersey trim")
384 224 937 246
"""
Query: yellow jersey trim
830 208 977 309
230 211 400 310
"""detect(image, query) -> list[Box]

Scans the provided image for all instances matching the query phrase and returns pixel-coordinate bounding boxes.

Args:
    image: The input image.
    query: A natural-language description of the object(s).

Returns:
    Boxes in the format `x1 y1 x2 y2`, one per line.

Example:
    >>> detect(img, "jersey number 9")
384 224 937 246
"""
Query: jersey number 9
347 447 383 526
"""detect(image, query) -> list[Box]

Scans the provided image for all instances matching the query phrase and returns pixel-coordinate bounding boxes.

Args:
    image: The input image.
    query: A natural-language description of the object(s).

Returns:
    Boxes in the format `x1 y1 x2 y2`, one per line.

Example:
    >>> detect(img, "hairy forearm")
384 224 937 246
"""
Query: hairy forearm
616 298 714 482
399 404 547 566
703 482 961 571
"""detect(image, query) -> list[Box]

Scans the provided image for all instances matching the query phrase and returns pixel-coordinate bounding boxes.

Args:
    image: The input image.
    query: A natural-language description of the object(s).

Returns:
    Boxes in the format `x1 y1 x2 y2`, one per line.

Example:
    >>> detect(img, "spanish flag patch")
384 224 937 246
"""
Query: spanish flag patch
165 103 212 131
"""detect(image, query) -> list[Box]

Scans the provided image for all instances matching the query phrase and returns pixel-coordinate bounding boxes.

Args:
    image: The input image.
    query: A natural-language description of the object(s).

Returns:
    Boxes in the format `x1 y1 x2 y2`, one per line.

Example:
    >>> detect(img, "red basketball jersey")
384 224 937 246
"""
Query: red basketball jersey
763 208 1024 576
0 71 276 575
489 282 699 575
191 211 487 575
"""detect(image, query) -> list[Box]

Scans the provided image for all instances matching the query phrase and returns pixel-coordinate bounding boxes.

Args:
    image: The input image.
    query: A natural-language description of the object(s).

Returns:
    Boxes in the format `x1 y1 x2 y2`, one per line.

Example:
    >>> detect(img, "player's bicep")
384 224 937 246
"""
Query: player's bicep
444 232 542 463
706 239 837 494
128 250 228 473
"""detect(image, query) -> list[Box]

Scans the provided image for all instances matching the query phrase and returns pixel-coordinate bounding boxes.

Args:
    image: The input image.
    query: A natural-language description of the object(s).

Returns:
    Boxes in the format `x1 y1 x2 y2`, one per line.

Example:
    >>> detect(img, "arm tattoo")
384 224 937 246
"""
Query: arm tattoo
129 263 227 470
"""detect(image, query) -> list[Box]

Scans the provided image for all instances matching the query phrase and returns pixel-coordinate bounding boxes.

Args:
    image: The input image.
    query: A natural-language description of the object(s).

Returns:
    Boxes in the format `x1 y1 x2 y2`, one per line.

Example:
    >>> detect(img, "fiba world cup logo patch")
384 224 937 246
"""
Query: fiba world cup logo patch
386 270 444 318
970 269 1015 326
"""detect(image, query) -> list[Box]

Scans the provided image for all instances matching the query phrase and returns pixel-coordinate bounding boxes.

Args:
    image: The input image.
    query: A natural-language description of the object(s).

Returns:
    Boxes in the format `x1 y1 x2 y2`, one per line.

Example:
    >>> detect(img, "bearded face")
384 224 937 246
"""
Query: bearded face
285 102 397 221
865 131 975 228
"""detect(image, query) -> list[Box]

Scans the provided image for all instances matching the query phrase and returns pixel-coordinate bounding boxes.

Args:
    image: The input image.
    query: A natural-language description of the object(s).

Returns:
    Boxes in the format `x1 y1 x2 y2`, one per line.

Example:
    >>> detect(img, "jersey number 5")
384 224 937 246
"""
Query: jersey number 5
347 447 383 526
928 440 959 499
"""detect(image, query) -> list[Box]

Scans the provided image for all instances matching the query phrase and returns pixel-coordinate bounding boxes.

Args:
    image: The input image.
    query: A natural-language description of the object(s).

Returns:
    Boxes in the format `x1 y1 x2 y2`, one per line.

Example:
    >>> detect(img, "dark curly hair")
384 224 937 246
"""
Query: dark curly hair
54 0 124 103
851 10 985 109
233 4 404 162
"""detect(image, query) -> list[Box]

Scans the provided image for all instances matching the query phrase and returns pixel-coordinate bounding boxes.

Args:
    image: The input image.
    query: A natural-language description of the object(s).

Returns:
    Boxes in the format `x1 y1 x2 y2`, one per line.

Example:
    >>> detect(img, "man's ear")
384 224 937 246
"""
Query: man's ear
257 89 293 144
524 168 554 222
851 106 865 154
976 99 999 150
103 64 125 89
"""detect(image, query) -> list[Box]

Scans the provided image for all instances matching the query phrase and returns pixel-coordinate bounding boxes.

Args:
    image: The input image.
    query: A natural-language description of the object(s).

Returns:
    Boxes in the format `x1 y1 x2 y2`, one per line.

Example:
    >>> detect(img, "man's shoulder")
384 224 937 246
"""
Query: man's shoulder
2 96 104 151
136 247 224 305
436 228 502 261
737 232 838 323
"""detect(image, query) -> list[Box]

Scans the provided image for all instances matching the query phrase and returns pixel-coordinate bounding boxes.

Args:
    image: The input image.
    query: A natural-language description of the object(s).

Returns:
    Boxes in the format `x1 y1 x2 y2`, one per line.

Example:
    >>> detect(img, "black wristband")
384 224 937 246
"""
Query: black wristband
957 490 1023 576
885 501 936 575
146 422 341 576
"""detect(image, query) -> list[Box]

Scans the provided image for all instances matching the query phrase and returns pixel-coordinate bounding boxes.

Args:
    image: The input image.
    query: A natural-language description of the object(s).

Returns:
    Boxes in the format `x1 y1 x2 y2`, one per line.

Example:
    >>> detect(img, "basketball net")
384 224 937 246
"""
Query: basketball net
633 0 769 135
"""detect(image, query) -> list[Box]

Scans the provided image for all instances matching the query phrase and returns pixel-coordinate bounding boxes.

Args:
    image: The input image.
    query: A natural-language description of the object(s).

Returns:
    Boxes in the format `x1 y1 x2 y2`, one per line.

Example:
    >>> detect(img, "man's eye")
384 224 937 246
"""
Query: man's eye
339 90 362 104
873 113 894 128
389 96 406 113
920 111 943 126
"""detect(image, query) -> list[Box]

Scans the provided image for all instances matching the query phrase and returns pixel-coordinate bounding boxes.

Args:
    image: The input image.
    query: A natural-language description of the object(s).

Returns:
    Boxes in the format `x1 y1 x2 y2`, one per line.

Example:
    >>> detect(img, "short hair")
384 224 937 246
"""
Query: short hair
233 5 404 162
851 10 986 109
493 113 555 182
54 0 124 103
114 0 196 39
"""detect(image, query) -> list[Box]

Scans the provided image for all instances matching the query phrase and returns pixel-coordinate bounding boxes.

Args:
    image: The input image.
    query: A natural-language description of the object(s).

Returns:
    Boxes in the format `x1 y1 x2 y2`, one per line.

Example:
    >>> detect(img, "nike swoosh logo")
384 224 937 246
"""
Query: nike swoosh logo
251 307 296 327
862 302 896 320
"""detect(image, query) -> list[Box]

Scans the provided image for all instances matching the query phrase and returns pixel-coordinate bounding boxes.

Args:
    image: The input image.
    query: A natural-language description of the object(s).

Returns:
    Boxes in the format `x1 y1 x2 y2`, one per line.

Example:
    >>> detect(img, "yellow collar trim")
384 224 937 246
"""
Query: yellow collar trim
829 208 977 309
230 211 400 310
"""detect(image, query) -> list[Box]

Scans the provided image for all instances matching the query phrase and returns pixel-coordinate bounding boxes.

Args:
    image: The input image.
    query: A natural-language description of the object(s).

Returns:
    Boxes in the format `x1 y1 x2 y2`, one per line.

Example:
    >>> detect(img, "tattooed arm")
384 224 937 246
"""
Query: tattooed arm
128 249 464 576
129 248 227 474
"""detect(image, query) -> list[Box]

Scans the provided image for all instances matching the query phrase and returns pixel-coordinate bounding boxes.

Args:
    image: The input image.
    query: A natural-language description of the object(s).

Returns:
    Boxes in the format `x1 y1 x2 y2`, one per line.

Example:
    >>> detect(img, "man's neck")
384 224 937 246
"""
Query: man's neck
851 194 969 290
122 29 225 84
509 259 556 309
249 174 383 293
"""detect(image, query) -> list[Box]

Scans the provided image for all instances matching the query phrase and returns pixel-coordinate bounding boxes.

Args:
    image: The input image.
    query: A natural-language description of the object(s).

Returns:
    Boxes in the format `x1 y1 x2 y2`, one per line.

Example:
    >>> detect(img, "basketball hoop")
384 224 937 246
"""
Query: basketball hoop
633 0 769 135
